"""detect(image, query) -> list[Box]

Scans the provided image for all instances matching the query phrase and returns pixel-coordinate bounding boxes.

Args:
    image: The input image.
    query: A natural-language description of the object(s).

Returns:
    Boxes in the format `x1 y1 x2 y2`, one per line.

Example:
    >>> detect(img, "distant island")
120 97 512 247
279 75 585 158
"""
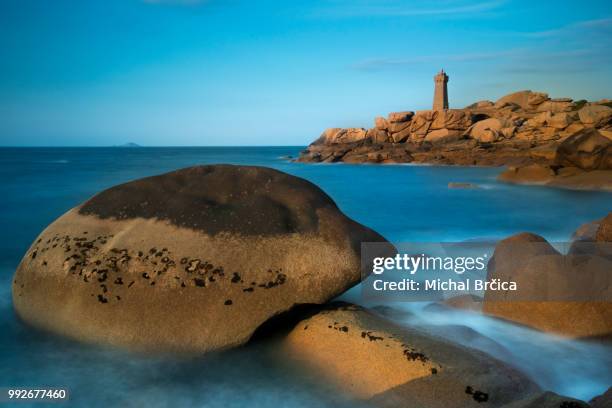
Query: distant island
115 142 141 148
297 70 611 191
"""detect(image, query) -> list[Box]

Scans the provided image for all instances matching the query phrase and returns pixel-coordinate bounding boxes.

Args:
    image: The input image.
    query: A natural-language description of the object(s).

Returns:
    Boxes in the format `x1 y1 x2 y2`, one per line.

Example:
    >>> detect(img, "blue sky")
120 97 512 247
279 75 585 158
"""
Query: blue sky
0 0 611 146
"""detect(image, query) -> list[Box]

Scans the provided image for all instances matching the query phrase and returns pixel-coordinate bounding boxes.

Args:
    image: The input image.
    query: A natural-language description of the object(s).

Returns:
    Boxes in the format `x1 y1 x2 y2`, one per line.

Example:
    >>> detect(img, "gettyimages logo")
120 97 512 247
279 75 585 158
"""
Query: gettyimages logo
361 241 612 302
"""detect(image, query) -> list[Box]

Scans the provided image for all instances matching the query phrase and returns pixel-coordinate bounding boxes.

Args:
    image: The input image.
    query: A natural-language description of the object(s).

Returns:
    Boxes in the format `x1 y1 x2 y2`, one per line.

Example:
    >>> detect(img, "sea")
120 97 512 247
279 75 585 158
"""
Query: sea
0 147 611 407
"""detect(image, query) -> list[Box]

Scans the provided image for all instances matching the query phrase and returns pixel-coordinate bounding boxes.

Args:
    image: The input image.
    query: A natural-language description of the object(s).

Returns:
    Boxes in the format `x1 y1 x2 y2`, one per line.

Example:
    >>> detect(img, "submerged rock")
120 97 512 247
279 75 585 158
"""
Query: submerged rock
284 304 539 408
12 165 389 352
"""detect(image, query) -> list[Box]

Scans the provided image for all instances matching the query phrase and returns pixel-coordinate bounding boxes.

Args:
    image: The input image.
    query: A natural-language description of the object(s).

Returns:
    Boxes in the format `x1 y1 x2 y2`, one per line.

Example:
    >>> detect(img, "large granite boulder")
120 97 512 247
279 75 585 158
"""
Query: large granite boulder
284 304 539 408
467 118 508 143
495 91 542 110
555 128 612 170
483 232 612 338
13 165 389 352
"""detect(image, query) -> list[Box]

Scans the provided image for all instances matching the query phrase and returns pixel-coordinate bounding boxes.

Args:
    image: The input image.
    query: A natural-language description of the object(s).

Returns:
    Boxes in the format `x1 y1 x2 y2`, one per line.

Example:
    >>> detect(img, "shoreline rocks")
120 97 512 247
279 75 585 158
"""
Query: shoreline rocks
297 90 612 189
12 165 390 353
498 128 612 190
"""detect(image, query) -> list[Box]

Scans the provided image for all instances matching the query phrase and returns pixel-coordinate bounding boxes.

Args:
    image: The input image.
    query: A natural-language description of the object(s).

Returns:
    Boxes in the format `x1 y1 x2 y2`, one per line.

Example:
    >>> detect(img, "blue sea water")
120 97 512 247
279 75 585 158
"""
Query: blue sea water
0 147 610 407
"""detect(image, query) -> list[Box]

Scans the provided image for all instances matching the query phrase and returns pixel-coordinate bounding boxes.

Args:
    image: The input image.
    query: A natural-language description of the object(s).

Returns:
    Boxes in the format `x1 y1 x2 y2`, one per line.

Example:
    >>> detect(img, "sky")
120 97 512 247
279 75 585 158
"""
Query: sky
0 0 611 146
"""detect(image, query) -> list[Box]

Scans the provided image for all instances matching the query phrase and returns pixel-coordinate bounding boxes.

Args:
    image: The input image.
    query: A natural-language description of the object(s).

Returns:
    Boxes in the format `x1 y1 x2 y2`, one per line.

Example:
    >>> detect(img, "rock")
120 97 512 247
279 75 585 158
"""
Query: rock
388 120 412 134
579 104 612 127
367 128 390 144
527 92 549 106
526 112 550 127
536 100 573 113
284 304 539 407
474 100 494 108
390 127 412 143
315 128 369 145
500 126 517 139
337 128 368 144
443 294 483 311
483 232 612 338
425 129 463 145
572 219 602 242
534 126 559 142
495 90 536 110
375 116 389 130
502 391 589 408
498 165 556 184
569 213 612 258
388 111 414 123
559 122 586 139
599 129 612 141
529 143 557 161
467 118 507 143
590 387 612 408
430 110 472 130
410 111 435 139
595 212 612 242
555 128 612 170
12 165 389 352
547 112 573 129
313 128 342 145
447 182 479 189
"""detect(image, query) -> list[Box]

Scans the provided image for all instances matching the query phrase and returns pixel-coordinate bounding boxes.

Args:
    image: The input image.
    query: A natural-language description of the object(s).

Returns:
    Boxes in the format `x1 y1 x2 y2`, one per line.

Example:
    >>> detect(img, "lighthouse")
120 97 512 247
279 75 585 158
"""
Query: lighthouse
433 69 449 110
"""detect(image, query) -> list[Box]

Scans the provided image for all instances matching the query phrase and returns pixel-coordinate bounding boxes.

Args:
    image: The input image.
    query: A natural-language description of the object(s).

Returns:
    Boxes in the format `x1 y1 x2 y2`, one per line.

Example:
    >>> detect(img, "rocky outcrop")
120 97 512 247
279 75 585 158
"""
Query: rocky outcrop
498 165 612 191
12 165 389 353
482 230 612 338
497 128 612 190
555 128 612 170
284 303 539 408
297 90 612 173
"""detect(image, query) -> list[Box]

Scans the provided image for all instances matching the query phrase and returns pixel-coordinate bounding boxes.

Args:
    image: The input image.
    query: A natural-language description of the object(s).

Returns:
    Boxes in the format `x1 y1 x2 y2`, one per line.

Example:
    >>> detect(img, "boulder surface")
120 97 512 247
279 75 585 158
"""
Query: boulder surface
284 304 539 408
13 165 388 352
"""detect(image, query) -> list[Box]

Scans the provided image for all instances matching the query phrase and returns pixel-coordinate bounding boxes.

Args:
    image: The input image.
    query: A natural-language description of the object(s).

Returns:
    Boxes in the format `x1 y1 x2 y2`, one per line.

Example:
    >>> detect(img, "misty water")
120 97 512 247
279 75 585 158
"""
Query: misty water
0 147 611 406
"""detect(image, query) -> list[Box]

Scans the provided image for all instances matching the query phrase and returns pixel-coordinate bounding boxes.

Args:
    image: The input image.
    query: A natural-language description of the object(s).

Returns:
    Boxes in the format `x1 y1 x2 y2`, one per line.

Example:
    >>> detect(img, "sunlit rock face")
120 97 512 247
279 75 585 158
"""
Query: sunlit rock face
12 165 389 353
284 303 540 408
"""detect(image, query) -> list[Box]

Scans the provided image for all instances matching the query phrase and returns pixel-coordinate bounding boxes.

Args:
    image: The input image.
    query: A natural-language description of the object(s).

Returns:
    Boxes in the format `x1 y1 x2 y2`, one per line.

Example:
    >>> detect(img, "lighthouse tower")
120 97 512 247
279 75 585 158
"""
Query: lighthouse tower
433 69 449 110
